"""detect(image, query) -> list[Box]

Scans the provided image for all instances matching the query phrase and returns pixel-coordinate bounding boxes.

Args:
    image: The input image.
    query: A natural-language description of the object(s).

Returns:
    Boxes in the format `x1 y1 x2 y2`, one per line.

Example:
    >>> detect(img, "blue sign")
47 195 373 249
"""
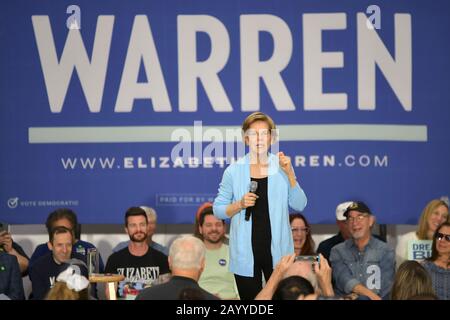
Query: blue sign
1 1 449 224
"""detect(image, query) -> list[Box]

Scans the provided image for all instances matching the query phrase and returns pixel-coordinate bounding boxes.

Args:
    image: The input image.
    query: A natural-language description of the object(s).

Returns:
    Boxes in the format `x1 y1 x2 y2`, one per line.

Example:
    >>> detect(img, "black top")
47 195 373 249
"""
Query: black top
136 276 219 300
105 246 169 299
250 177 272 260
317 232 345 261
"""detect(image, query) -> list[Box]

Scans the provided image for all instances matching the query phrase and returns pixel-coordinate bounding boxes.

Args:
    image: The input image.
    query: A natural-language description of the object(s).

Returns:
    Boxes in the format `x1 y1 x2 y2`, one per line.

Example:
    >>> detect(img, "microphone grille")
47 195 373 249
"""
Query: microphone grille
250 181 258 192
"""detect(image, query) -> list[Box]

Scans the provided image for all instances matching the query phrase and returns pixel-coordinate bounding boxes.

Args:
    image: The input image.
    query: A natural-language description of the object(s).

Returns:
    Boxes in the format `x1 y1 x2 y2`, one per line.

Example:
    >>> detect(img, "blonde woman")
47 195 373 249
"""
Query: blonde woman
213 112 307 300
396 199 449 266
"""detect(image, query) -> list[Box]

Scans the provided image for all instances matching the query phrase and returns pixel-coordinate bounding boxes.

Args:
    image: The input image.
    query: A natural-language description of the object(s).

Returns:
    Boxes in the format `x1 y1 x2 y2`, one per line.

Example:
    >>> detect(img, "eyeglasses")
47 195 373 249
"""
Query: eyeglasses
436 232 450 242
246 130 271 138
291 227 309 234
346 214 369 223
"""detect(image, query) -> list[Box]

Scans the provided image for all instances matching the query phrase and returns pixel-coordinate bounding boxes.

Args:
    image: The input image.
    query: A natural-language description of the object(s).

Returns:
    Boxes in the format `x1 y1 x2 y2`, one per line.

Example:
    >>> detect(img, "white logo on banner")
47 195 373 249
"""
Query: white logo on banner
7 197 19 209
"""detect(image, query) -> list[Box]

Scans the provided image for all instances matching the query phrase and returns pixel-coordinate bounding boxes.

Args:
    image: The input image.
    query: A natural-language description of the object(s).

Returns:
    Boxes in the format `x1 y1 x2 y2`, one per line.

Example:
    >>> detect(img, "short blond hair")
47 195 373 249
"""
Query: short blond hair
241 112 276 133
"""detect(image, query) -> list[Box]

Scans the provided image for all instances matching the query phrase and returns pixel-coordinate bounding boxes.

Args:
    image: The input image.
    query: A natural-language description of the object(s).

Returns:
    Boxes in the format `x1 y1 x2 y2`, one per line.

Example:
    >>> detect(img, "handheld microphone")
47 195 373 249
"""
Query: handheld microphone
245 181 258 221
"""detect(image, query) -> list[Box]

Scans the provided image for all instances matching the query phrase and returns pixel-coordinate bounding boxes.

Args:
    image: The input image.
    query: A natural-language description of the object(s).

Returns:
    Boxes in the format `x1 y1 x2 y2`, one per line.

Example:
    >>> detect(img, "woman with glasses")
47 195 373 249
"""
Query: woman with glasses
289 213 315 256
213 112 307 300
396 200 449 267
422 222 450 300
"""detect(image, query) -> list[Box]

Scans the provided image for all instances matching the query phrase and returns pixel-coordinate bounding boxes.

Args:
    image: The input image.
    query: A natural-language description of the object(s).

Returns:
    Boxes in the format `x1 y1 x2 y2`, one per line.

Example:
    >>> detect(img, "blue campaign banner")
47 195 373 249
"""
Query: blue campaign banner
1 0 449 224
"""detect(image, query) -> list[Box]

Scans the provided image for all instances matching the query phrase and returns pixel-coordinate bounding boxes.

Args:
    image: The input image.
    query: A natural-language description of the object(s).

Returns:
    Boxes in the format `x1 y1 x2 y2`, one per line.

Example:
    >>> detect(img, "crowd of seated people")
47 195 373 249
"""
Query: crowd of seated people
1 199 449 300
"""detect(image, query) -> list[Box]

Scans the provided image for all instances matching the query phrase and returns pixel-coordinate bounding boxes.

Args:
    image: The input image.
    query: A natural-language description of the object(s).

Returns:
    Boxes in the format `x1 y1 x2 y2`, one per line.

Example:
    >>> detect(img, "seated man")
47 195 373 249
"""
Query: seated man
317 201 386 261
330 201 395 300
29 226 88 300
105 207 170 300
0 252 25 300
29 208 104 272
196 206 239 299
112 206 168 255
136 235 219 300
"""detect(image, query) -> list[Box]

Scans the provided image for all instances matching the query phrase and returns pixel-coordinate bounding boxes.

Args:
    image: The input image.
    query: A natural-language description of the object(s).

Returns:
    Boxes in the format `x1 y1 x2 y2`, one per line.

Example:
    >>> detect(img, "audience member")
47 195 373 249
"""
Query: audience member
317 201 385 262
255 254 296 300
0 251 25 300
272 276 314 300
256 253 334 299
330 201 395 300
196 206 239 299
105 207 170 300
284 254 334 297
391 260 435 300
194 202 214 240
29 226 88 299
290 213 315 256
0 229 30 276
113 206 168 255
136 235 218 300
29 208 104 272
317 201 353 261
422 221 450 300
396 199 449 266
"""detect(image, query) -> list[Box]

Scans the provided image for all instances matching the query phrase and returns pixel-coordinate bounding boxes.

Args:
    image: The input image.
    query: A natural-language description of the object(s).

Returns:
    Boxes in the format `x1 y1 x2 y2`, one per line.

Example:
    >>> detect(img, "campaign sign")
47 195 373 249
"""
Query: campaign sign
1 1 449 224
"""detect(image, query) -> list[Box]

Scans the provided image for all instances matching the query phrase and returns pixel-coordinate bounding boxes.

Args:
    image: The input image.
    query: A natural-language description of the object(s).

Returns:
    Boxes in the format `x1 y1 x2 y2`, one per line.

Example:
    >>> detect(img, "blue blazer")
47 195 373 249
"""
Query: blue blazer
213 153 307 276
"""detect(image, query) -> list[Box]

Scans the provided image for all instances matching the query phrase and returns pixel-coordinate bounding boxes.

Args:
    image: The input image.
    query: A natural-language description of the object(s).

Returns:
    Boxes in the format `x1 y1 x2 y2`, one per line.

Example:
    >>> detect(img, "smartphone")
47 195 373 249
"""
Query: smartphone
294 255 320 263
0 222 10 233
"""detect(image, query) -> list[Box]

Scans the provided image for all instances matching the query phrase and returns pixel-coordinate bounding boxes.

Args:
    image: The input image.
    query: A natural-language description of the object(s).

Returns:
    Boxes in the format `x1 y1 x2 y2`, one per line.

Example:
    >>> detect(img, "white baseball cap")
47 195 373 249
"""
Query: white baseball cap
335 201 353 221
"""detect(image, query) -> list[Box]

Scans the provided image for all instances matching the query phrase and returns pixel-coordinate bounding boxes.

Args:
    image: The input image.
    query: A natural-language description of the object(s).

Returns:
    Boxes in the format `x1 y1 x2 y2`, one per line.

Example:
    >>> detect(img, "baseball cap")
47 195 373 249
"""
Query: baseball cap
335 201 353 221
343 201 372 218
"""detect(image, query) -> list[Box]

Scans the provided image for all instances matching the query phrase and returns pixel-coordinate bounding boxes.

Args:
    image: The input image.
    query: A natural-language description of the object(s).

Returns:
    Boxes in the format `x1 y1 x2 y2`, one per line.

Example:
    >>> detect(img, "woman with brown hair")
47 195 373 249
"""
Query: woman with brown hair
422 222 450 300
289 213 315 256
391 260 435 300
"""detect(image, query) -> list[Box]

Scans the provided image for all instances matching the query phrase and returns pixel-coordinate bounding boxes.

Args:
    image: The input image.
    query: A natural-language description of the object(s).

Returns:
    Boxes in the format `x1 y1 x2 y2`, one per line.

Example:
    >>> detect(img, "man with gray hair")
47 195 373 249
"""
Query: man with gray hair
136 235 219 300
112 206 168 255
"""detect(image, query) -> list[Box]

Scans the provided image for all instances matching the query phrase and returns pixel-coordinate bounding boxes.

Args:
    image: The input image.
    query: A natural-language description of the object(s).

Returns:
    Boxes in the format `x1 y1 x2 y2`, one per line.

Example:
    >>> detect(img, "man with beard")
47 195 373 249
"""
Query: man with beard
105 207 169 300
330 201 395 300
112 206 168 255
196 206 239 299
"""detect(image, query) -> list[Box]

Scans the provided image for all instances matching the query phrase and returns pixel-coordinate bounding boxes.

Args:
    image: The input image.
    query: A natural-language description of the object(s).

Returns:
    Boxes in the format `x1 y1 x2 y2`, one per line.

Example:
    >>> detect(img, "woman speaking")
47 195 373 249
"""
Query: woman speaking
213 112 307 299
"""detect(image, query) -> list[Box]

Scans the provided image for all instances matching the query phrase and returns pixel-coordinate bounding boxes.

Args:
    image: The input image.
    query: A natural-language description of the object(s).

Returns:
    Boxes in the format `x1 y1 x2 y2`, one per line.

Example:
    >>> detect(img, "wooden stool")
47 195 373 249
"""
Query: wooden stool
89 273 125 300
